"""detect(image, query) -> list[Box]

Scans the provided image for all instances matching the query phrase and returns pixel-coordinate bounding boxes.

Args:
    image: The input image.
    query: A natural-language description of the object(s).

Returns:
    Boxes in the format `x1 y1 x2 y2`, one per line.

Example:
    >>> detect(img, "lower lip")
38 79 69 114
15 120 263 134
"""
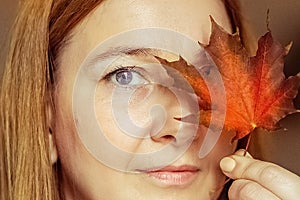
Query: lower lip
145 171 199 186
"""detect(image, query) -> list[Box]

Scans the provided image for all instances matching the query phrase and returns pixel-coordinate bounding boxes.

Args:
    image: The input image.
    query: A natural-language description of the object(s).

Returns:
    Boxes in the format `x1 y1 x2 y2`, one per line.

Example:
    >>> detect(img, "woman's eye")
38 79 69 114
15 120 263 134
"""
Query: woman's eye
199 65 212 76
115 70 133 85
106 67 149 87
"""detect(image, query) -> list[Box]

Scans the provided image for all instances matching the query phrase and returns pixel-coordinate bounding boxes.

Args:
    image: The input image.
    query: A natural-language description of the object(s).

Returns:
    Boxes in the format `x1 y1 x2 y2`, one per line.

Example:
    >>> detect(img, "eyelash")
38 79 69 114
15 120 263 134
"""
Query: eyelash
102 65 141 82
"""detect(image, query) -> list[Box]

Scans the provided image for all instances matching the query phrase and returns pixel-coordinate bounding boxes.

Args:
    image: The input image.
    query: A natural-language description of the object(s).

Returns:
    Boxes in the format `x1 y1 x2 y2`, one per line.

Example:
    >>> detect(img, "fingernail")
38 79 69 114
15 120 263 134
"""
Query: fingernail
220 157 236 173
236 149 252 157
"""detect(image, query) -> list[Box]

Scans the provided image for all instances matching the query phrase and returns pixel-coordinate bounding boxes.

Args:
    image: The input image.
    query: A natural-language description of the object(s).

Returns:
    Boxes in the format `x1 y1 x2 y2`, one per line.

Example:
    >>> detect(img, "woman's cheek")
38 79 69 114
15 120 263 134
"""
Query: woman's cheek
94 84 145 154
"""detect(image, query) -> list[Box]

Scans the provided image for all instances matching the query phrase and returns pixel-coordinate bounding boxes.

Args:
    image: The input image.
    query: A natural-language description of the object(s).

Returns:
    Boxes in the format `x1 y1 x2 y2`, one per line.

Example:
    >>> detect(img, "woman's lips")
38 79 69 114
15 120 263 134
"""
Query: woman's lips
139 165 200 186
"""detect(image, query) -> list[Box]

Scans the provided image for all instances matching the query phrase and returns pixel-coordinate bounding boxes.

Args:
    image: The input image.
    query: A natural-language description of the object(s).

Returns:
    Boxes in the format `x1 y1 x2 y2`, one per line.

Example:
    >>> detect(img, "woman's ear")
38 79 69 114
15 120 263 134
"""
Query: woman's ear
49 133 58 164
47 98 58 165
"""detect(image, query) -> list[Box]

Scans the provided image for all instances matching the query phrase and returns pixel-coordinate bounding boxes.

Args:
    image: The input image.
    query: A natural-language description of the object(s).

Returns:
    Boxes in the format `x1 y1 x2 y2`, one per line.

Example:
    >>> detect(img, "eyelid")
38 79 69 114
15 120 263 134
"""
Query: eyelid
102 66 132 81
102 65 147 83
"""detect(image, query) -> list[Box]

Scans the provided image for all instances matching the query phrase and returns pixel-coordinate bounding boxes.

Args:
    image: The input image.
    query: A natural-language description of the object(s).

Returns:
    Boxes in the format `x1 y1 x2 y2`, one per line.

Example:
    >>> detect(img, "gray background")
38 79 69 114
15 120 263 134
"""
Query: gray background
1 0 300 174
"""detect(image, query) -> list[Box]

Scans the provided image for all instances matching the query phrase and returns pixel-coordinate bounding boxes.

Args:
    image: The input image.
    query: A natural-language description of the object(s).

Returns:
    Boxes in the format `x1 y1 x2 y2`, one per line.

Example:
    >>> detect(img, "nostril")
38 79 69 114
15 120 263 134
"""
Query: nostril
162 135 176 141
151 133 176 143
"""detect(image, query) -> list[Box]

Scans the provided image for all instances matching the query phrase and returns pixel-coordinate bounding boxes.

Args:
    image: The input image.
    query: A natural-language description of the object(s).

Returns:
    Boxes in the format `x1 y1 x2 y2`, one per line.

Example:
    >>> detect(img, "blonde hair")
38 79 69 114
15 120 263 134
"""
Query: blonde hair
0 1 250 199
0 1 102 199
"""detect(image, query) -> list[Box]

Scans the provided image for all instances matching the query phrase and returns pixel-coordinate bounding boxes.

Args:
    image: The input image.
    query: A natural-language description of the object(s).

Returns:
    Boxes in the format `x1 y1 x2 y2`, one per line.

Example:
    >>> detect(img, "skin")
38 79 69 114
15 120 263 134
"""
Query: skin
220 150 300 200
50 0 300 199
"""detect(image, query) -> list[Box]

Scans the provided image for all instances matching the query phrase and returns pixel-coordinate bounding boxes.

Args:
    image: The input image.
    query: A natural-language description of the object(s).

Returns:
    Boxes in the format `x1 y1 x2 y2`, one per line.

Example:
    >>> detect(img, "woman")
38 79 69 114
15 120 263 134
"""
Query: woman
1 0 299 199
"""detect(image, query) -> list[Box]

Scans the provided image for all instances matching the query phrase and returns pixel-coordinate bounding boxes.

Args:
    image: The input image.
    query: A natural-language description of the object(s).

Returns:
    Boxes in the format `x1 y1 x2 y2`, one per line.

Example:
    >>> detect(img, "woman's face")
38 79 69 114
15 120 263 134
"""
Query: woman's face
54 0 237 199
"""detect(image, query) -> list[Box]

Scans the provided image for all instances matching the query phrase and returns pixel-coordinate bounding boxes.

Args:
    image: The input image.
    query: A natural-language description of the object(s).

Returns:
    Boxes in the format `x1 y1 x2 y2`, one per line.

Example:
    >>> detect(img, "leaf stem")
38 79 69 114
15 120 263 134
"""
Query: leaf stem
243 131 252 156
211 132 253 194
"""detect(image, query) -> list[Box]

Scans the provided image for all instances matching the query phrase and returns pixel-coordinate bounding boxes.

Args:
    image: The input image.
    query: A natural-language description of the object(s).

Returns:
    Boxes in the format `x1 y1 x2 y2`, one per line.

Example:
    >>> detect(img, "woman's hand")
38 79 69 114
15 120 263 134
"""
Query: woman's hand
220 150 300 200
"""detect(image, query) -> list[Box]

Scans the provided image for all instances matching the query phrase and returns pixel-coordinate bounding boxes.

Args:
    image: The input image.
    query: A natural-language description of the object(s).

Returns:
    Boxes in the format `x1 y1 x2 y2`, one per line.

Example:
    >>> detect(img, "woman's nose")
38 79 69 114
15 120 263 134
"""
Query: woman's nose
149 114 179 144
149 86 200 146
150 114 199 145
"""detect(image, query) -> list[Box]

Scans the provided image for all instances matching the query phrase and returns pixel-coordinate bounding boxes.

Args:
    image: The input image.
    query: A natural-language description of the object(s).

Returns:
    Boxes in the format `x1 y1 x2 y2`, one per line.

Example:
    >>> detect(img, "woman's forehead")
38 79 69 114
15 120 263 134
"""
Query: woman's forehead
59 0 231 72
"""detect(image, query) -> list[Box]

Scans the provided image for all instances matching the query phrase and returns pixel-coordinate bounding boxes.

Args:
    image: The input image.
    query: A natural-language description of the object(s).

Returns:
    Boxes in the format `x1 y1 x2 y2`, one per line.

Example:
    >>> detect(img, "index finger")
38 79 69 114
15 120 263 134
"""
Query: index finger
220 155 300 200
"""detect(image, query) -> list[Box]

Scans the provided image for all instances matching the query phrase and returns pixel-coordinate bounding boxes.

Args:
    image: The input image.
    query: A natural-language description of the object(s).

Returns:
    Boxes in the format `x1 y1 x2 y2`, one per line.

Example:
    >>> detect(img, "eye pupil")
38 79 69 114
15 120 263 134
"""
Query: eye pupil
116 71 133 85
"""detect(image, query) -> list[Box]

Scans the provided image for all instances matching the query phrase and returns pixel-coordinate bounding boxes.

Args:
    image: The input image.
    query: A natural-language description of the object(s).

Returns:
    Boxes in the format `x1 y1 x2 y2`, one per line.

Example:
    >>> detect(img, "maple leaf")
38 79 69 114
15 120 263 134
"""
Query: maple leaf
155 56 211 110
157 18 300 140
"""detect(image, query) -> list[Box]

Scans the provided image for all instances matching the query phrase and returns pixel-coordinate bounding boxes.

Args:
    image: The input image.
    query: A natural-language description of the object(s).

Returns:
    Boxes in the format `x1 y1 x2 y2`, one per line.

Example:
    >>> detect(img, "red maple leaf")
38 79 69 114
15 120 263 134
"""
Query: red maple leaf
157 18 300 140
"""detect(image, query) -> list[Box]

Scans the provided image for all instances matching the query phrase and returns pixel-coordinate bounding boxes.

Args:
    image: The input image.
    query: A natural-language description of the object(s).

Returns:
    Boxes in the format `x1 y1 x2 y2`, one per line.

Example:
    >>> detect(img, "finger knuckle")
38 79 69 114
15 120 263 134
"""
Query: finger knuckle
259 164 288 185
229 180 258 200
240 160 258 178
239 181 259 200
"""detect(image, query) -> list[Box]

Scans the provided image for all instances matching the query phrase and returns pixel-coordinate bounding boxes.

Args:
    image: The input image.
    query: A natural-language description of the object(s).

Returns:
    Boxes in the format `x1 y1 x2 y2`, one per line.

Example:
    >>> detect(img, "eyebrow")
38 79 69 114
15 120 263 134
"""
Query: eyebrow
88 46 152 66
87 45 206 68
